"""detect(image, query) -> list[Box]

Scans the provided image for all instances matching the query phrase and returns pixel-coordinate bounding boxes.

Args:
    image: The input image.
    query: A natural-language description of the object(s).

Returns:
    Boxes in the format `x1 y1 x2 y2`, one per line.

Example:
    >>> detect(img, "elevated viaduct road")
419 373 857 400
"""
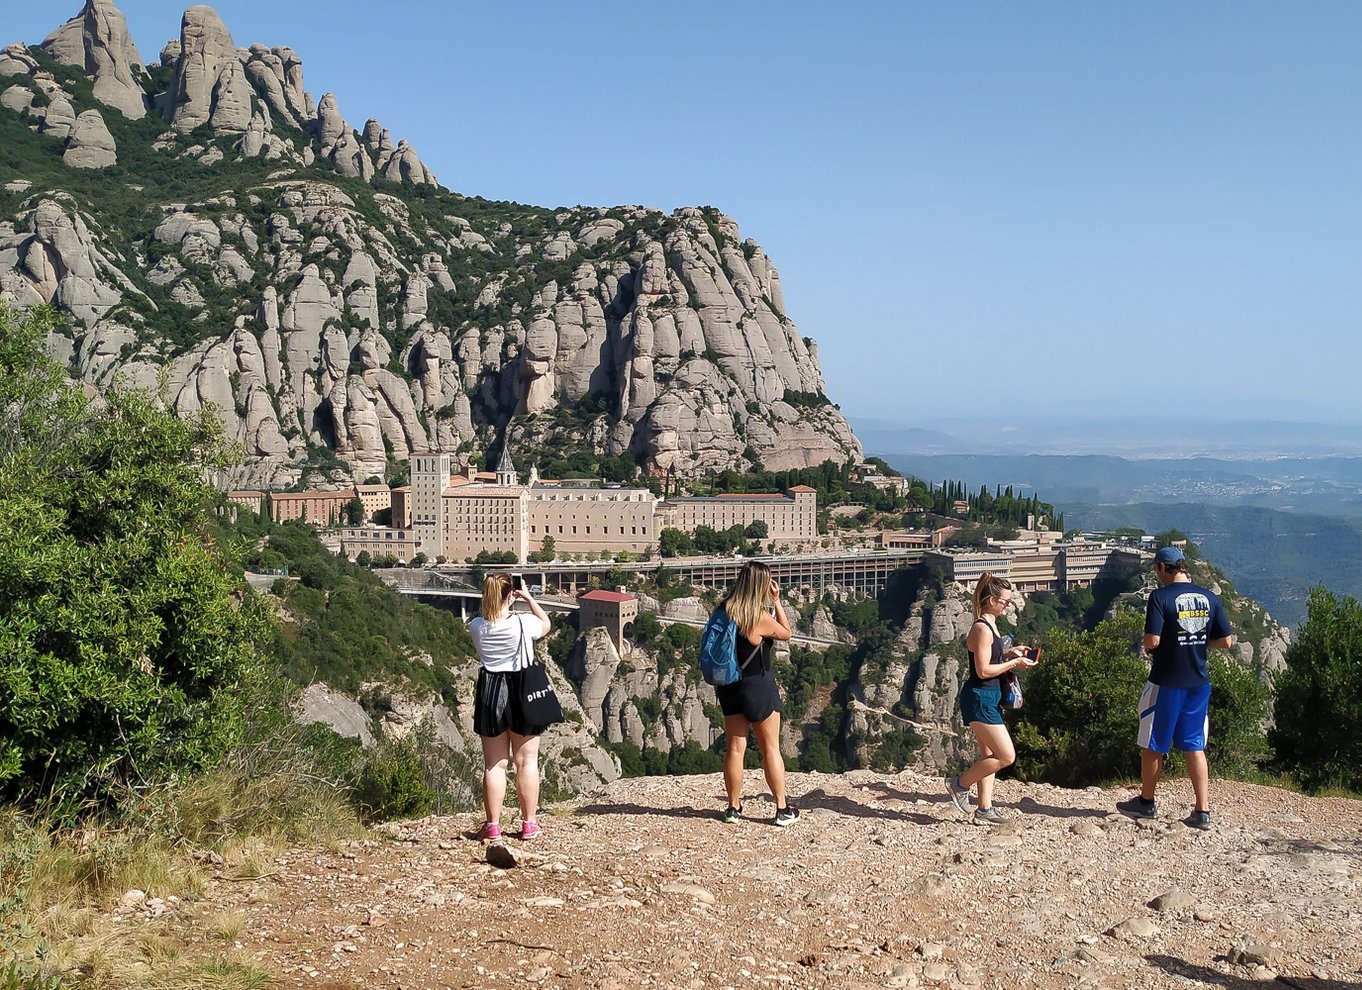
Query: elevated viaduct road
378 572 850 649
413 548 925 598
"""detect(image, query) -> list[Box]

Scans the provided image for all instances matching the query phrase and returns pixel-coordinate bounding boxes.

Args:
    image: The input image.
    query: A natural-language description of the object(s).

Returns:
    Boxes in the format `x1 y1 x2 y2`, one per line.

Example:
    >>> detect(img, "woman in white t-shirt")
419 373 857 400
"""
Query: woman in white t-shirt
469 573 552 841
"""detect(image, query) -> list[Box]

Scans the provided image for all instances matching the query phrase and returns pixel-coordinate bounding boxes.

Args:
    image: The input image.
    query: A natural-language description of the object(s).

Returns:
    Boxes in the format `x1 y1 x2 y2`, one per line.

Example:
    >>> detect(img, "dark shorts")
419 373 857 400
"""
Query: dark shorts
715 667 782 724
960 681 1004 726
474 667 548 738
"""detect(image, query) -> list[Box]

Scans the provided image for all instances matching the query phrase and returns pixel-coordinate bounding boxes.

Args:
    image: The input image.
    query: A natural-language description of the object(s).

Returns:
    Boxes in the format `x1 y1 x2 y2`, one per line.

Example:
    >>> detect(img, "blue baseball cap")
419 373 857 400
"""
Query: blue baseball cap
1154 546 1185 566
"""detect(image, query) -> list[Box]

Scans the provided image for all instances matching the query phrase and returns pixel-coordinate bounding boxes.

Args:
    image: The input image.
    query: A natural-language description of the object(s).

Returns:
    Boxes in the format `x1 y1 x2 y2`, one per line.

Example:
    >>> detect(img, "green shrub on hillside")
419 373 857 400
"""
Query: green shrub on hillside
1271 587 1362 791
0 306 270 809
1206 652 1272 778
236 520 475 699
1011 612 1149 785
353 738 438 822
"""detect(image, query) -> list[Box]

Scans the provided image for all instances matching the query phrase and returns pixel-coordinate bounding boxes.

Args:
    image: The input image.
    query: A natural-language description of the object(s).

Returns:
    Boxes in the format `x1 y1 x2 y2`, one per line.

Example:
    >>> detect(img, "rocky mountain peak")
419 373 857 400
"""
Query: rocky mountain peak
41 0 147 120
1 2 863 485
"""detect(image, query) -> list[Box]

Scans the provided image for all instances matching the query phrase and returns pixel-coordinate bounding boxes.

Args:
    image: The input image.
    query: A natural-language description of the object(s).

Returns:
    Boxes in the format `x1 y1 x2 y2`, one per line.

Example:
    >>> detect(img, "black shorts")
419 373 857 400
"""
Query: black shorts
715 666 782 724
473 667 549 738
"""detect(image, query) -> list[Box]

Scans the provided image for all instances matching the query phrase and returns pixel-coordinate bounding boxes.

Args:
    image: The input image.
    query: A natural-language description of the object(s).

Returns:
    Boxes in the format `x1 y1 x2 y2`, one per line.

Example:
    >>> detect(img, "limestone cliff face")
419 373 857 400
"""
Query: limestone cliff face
565 628 718 755
0 2 862 486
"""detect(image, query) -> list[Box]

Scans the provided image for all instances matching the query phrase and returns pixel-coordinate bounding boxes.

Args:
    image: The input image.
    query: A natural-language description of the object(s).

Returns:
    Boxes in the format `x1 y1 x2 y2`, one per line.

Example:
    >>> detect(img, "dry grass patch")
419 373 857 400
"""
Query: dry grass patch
1 733 366 990
209 911 249 942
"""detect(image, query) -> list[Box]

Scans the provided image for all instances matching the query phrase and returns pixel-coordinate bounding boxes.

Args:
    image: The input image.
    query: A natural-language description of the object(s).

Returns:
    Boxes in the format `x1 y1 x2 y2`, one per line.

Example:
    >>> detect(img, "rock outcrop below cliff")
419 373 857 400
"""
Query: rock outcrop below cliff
294 647 621 799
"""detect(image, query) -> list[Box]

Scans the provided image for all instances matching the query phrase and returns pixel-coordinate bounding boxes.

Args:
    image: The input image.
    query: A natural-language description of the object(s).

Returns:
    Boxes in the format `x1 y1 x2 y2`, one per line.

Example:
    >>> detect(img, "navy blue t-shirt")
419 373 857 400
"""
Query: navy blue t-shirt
1145 581 1232 687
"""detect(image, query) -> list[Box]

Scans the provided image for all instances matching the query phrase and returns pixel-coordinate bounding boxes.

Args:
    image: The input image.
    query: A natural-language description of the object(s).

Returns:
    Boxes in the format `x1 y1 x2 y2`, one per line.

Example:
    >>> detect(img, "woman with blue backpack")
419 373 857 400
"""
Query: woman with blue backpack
706 560 798 826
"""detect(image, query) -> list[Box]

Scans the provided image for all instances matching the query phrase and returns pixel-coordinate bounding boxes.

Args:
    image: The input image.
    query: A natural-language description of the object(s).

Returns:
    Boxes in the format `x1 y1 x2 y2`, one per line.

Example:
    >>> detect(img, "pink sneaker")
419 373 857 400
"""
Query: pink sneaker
475 821 502 841
519 820 541 841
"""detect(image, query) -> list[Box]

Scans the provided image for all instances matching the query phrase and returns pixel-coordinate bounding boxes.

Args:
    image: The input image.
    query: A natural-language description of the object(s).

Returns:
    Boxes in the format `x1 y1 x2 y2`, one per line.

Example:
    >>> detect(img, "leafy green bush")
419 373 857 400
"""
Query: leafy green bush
870 729 924 772
353 738 437 823
1271 587 1362 791
1011 611 1151 786
659 528 693 557
0 307 270 809
781 389 830 409
1013 609 1271 786
666 741 722 774
1206 652 1271 778
632 610 662 645
0 961 64 990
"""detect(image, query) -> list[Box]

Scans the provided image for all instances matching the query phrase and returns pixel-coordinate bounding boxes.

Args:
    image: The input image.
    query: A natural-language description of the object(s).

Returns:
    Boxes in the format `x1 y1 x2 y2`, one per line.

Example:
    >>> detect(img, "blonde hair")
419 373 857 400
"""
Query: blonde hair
480 572 513 620
972 572 1012 617
719 561 773 639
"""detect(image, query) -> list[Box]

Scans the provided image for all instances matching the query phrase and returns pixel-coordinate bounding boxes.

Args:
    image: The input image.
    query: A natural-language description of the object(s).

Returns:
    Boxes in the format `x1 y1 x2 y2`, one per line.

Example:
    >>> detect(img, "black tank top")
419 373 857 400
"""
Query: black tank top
738 635 771 678
966 618 1004 686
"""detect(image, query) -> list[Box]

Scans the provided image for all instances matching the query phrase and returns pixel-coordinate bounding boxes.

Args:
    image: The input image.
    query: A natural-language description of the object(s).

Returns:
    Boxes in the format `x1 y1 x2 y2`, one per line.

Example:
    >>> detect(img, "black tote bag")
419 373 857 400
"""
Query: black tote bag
515 617 564 726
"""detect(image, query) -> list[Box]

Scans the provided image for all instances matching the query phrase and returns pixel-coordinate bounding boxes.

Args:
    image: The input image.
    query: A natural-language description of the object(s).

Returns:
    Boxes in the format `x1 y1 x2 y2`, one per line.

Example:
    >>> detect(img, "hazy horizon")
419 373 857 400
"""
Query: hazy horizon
853 413 1362 460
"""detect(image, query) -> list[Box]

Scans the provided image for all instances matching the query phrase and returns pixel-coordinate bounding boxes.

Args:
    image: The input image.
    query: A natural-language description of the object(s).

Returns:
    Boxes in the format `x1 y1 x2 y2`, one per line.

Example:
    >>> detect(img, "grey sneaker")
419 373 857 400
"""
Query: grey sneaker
1116 795 1159 820
1186 810 1212 831
722 805 742 824
773 804 800 827
973 805 1011 825
944 776 973 817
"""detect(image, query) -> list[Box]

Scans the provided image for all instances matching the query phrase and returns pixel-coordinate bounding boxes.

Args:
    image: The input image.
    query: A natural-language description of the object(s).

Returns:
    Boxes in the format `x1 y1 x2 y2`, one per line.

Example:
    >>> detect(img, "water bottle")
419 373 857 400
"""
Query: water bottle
998 634 1020 707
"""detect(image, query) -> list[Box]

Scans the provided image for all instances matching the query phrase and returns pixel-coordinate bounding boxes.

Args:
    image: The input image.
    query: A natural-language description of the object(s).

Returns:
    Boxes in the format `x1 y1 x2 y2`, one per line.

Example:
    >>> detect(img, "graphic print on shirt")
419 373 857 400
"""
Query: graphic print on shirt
1174 592 1212 641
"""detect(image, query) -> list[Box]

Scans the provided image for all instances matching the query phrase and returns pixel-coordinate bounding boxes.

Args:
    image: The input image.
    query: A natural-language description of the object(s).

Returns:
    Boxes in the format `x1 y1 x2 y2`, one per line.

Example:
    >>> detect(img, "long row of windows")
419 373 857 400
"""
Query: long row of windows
528 524 652 536
537 492 648 502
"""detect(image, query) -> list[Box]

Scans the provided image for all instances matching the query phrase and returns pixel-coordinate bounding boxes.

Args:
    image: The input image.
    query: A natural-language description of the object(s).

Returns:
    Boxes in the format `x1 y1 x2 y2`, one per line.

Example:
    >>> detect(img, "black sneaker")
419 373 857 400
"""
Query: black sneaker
773 804 800 827
722 805 742 824
1116 795 1158 820
1186 810 1212 831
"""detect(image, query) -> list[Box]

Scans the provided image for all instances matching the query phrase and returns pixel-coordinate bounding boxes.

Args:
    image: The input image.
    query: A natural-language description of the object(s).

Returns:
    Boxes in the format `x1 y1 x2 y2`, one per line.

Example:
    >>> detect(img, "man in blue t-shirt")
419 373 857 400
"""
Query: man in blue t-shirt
1116 545 1233 830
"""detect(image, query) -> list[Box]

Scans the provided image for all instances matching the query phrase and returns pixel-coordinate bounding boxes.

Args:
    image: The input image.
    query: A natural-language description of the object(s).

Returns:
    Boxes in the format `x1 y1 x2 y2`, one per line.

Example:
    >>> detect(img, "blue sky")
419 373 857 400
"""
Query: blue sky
8 1 1361 426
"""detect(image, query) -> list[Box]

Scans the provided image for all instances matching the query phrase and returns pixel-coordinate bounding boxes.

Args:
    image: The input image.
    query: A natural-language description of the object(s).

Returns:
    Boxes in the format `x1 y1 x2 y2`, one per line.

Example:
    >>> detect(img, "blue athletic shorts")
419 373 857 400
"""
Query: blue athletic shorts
960 681 1005 726
1137 681 1210 754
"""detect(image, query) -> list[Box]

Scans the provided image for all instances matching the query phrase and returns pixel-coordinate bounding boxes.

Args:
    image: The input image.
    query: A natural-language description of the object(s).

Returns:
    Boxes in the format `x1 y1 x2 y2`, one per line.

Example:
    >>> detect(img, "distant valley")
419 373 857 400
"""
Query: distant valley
878 451 1362 631
854 415 1362 460
875 451 1362 520
1060 502 1362 631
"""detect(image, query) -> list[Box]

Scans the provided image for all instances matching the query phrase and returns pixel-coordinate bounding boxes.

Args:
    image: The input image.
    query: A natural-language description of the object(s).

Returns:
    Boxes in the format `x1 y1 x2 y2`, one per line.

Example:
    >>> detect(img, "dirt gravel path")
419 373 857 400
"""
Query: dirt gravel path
168 770 1361 989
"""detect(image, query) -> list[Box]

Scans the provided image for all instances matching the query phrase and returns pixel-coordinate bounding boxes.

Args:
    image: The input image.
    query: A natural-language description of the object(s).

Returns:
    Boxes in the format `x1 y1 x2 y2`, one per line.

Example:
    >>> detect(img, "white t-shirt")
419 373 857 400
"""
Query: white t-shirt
470 612 544 673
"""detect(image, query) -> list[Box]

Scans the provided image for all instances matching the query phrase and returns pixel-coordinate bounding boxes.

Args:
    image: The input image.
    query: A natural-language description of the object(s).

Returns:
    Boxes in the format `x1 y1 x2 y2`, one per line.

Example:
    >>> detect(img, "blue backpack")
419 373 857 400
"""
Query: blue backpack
699 608 761 686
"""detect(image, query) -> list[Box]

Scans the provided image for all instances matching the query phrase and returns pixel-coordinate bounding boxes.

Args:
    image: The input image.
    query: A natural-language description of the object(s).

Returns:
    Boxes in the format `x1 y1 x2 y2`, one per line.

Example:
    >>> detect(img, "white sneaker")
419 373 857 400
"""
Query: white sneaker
944 776 973 818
